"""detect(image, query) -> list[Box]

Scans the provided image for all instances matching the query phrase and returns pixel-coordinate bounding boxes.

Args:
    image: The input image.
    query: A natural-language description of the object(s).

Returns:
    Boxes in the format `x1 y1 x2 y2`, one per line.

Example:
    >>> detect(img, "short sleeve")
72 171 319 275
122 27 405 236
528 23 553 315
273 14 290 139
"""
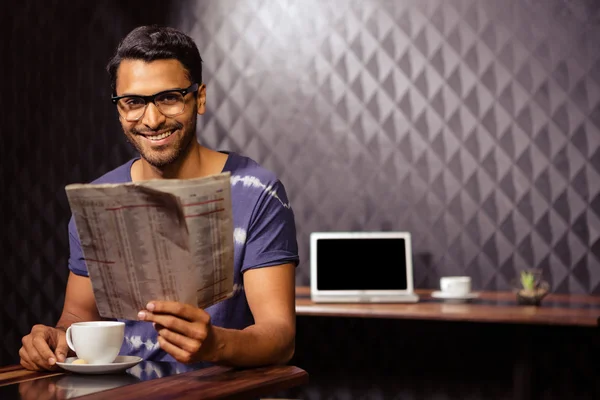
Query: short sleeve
68 216 89 277
241 180 299 272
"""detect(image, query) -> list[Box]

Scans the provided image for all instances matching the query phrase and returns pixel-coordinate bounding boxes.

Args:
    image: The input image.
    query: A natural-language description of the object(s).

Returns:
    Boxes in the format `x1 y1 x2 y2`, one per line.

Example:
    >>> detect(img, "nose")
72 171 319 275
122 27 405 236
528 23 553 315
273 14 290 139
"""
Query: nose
140 102 166 130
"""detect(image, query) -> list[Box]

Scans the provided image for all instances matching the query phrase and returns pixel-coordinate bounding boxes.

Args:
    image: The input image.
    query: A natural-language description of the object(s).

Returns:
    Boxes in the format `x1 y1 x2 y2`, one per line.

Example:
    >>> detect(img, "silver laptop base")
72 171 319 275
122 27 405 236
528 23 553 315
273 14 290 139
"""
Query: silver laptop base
311 294 420 303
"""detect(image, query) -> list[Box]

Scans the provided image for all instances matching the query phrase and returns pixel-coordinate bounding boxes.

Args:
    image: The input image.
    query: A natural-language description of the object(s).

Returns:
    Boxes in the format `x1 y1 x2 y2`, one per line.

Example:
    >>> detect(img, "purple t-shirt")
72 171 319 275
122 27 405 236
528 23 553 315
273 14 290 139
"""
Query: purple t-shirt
67 152 299 361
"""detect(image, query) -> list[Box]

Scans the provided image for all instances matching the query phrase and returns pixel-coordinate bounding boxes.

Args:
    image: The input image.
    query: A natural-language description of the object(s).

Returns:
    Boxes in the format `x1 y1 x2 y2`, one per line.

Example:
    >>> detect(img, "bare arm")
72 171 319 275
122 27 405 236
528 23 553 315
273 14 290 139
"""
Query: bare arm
56 272 102 328
210 263 296 366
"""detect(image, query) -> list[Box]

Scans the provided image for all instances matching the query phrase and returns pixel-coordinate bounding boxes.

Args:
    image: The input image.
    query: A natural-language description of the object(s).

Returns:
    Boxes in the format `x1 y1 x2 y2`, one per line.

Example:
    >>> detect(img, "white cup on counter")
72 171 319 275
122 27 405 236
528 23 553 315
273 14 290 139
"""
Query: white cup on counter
439 276 472 296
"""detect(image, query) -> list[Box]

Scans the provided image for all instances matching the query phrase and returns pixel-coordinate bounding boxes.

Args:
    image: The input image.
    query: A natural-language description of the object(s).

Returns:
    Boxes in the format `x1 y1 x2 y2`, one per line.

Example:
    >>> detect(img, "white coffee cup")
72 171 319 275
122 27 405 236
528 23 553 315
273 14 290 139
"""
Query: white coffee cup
66 321 125 364
440 276 471 296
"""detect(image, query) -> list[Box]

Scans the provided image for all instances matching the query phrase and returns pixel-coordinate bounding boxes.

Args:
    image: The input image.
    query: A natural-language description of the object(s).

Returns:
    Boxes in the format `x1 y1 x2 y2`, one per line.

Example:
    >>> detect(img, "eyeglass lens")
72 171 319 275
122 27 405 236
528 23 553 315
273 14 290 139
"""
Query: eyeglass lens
117 91 186 121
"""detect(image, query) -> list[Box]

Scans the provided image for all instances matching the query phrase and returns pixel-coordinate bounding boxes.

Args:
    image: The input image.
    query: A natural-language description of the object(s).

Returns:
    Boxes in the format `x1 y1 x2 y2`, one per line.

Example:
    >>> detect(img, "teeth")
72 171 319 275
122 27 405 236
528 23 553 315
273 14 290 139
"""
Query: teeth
148 130 173 141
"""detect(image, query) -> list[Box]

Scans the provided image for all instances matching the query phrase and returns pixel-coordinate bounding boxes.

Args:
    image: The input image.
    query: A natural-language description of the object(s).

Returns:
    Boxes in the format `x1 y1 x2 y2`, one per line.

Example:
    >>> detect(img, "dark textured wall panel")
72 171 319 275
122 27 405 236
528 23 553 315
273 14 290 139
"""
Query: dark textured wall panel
173 0 600 295
0 0 169 366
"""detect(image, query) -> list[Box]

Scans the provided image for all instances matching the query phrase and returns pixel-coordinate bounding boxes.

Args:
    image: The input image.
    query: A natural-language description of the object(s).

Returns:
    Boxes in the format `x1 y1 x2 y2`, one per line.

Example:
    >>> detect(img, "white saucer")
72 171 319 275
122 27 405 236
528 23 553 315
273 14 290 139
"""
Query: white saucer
56 356 143 375
431 291 479 301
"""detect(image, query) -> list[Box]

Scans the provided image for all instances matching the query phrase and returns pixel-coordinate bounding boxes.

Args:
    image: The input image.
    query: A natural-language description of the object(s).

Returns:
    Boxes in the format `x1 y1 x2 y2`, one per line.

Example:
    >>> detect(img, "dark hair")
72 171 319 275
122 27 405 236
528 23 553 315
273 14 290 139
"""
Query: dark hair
107 25 203 93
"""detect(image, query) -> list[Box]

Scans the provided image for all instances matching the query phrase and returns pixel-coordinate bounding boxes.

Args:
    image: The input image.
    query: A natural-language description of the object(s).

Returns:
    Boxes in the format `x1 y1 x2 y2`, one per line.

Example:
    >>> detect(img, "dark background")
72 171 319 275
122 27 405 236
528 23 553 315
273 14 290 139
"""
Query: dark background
1 0 599 398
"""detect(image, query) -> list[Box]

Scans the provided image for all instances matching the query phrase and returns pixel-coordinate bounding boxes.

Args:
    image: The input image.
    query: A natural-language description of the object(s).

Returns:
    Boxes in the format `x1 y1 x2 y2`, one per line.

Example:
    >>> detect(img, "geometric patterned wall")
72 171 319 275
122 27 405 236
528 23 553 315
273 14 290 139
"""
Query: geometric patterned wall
1 0 599 368
175 0 600 294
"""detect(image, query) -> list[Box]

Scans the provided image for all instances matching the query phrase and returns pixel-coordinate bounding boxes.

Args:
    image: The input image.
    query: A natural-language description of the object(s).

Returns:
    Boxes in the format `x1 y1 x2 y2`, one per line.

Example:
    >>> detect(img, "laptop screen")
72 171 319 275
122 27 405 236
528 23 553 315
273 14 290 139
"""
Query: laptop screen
316 238 408 291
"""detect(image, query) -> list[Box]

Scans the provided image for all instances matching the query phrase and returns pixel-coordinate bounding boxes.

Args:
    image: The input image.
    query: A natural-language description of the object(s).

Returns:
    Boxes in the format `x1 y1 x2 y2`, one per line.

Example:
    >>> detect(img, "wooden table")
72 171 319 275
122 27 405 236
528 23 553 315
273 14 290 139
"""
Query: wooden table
0 361 308 400
295 286 600 327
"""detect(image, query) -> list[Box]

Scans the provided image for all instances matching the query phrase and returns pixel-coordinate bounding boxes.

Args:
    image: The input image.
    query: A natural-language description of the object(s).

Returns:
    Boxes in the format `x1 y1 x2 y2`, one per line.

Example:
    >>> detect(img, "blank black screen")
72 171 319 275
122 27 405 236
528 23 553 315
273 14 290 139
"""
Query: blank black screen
316 238 408 290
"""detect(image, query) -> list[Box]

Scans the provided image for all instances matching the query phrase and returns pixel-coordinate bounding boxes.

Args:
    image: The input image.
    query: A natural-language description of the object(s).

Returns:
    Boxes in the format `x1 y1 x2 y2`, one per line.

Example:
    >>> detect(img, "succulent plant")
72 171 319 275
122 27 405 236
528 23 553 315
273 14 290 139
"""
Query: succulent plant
516 269 549 305
520 270 536 291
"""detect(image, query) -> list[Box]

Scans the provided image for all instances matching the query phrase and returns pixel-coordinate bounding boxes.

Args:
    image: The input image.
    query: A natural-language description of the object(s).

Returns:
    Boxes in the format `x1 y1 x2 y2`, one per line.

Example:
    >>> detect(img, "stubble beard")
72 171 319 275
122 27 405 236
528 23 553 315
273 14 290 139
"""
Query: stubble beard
124 117 197 168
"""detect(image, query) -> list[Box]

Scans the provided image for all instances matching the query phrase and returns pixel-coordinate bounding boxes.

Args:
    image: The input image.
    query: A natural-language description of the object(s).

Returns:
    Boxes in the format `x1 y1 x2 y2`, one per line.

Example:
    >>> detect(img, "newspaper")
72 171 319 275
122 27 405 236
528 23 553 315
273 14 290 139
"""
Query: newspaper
65 172 234 320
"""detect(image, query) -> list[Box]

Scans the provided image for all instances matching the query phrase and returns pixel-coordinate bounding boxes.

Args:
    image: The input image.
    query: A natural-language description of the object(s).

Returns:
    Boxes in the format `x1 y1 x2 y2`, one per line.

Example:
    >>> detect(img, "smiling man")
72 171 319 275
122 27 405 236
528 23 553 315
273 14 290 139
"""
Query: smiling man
19 25 299 370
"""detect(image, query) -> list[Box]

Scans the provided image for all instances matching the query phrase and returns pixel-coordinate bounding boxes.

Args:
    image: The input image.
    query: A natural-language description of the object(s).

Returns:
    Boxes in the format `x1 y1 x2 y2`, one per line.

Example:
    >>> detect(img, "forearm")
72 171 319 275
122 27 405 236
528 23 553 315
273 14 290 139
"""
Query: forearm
208 322 295 367
55 317 77 331
56 310 101 330
57 273 103 330
56 311 102 357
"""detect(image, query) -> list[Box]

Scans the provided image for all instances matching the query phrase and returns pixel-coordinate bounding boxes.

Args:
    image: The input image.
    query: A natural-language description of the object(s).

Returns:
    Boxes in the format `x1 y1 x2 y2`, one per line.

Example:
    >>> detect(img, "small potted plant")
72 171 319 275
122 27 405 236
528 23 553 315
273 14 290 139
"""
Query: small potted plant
515 269 550 306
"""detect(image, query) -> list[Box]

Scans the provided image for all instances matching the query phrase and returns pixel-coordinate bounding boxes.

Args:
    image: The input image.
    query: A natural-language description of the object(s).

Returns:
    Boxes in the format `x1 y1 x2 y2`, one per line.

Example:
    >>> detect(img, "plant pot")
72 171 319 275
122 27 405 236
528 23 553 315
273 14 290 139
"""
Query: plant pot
516 291 546 306
515 284 549 306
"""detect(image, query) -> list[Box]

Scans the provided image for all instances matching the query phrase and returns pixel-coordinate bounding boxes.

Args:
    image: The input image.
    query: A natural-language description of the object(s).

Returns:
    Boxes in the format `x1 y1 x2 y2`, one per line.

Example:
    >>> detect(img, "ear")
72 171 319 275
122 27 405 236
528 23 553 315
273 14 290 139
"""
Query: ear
196 84 207 115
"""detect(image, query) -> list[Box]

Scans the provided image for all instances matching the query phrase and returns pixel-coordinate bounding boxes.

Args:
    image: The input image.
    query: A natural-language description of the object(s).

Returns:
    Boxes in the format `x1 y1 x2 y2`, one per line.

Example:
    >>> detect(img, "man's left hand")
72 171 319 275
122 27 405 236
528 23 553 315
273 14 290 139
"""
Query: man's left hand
138 301 218 363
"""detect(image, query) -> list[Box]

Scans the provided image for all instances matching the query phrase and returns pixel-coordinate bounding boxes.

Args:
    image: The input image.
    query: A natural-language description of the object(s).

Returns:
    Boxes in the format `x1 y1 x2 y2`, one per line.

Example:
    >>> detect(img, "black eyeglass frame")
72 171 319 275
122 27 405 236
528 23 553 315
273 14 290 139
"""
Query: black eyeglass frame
111 83 200 119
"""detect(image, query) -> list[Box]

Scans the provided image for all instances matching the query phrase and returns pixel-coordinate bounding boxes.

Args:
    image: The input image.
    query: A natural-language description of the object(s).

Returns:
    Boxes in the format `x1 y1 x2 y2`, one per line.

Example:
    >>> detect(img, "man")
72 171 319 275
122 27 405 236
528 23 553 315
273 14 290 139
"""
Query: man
19 25 299 371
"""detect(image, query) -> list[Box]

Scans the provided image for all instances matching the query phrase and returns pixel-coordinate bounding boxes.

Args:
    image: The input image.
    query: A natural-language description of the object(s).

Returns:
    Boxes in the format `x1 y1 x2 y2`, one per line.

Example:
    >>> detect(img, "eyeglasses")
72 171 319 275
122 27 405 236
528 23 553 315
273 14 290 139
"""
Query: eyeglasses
111 83 199 122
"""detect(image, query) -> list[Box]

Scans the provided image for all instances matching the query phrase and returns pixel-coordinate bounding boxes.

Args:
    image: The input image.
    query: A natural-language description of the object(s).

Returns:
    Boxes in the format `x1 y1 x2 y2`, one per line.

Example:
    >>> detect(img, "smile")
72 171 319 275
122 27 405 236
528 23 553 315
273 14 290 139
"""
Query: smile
145 130 175 141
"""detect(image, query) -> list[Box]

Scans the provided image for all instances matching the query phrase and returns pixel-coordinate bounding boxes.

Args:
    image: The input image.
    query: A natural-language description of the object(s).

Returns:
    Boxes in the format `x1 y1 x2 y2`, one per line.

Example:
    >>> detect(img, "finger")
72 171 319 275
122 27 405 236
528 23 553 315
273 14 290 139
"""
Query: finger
19 348 39 372
31 335 58 370
24 343 48 370
156 335 194 364
52 330 68 362
19 357 37 371
20 337 43 372
143 313 210 342
19 358 39 371
19 346 33 365
155 326 202 354
21 335 34 354
145 301 204 322
138 312 197 337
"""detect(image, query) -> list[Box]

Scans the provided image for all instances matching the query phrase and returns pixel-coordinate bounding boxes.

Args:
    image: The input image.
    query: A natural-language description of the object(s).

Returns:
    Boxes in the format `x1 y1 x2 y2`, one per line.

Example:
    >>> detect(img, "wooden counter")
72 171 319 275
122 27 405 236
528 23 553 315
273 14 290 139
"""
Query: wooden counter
0 363 308 400
295 286 600 327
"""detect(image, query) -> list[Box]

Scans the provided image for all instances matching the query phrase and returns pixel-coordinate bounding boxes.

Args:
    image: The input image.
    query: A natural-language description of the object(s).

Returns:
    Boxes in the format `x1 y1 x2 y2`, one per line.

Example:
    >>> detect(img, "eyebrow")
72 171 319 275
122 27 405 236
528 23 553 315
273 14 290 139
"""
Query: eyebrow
117 87 183 97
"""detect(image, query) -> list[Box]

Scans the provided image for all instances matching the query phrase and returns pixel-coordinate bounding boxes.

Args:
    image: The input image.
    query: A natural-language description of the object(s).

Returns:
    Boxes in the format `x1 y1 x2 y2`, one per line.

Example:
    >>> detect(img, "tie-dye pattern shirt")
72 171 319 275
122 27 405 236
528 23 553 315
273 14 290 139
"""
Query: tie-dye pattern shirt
67 152 299 361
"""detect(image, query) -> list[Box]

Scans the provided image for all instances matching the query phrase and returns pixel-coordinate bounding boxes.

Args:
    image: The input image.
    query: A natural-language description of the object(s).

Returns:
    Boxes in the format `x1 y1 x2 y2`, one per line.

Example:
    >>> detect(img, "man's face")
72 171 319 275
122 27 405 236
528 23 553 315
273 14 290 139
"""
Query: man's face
114 59 205 168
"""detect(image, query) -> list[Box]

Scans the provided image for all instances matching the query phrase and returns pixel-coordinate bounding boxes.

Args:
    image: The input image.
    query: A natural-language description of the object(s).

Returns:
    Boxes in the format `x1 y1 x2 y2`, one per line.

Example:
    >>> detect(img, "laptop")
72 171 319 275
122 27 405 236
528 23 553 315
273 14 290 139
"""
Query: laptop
310 231 419 303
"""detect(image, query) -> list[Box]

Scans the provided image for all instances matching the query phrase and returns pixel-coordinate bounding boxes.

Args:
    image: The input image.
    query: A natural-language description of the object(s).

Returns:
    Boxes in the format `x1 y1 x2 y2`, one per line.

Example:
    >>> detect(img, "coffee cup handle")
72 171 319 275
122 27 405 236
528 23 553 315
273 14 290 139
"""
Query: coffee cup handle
65 326 76 353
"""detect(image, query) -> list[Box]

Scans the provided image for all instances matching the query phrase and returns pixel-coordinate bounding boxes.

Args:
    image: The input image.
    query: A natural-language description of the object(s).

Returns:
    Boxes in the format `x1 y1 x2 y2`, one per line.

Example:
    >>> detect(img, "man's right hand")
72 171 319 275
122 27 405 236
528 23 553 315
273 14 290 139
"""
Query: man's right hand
19 325 69 371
